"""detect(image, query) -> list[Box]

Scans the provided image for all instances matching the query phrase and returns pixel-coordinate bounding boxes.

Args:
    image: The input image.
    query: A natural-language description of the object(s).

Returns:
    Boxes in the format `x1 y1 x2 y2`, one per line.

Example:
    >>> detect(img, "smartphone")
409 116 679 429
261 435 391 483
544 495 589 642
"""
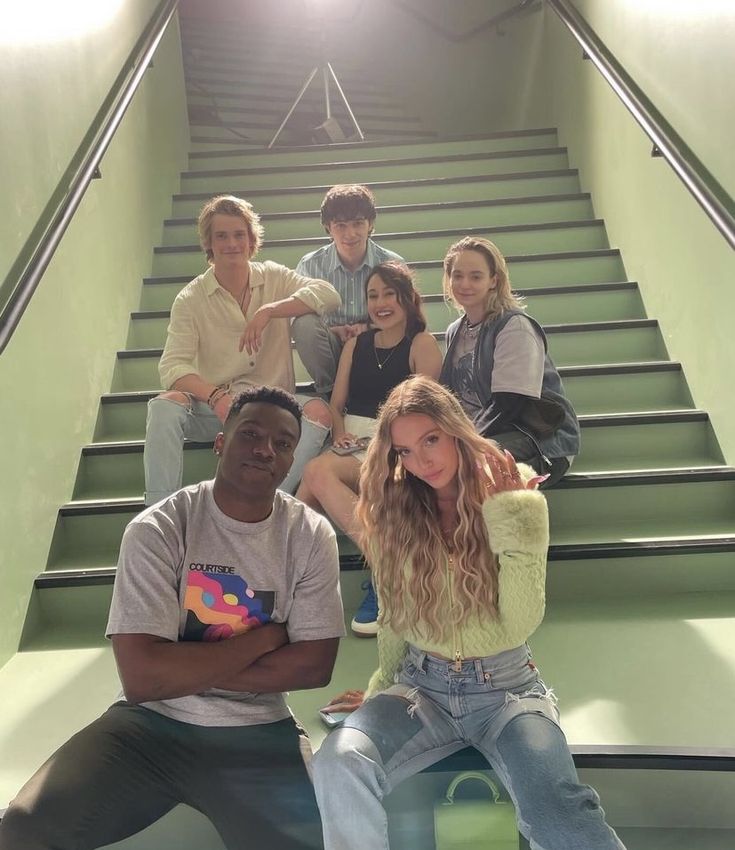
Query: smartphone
330 444 361 456
330 437 371 456
319 709 351 728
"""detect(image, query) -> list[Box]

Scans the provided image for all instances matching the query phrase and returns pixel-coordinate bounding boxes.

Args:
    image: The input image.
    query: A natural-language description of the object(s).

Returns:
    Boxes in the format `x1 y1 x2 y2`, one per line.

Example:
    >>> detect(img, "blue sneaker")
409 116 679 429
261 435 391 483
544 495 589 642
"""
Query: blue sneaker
351 579 379 637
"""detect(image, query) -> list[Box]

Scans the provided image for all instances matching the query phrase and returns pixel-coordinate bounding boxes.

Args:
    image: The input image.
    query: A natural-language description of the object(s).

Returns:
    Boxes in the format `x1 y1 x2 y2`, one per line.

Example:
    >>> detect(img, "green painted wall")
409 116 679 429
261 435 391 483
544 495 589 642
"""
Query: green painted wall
541 2 735 463
357 1 735 463
0 2 188 669
348 0 551 135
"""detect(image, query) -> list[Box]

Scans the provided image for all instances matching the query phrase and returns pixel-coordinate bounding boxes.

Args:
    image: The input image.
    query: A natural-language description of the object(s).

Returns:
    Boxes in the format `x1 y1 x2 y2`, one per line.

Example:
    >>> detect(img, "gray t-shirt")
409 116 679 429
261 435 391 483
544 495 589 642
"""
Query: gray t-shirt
452 315 545 417
106 481 345 726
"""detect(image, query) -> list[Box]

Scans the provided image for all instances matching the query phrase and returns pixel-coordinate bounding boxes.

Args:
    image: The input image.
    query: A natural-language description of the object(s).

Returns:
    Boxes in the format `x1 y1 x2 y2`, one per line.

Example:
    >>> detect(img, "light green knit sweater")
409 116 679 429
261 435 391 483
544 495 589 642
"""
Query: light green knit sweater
365 488 549 698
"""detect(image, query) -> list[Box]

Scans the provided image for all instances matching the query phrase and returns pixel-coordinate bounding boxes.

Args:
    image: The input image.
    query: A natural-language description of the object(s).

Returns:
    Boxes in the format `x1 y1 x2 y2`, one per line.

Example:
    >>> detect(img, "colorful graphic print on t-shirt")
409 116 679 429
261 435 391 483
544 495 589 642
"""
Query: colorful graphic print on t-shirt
183 566 275 642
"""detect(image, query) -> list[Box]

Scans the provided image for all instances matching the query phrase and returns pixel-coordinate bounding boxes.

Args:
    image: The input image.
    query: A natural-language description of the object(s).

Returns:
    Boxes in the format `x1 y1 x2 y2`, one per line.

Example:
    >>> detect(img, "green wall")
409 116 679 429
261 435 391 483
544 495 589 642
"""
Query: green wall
0 2 188 669
358 1 735 463
542 2 735 463
351 0 551 135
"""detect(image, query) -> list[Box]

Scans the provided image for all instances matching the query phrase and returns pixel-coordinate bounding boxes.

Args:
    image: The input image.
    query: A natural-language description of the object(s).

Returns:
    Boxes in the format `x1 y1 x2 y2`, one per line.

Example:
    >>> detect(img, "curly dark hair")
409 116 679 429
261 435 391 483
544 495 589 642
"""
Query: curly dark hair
225 386 302 435
320 184 377 231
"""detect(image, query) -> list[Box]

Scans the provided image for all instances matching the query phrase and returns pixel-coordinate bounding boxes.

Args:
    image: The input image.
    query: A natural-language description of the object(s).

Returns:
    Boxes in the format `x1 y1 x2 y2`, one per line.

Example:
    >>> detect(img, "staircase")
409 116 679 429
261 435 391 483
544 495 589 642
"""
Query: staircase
5 12 735 849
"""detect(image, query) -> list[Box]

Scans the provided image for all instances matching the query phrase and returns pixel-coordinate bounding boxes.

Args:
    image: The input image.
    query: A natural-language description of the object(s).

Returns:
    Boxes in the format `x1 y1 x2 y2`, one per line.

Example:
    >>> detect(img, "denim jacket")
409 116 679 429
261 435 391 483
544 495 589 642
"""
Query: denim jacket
440 309 580 460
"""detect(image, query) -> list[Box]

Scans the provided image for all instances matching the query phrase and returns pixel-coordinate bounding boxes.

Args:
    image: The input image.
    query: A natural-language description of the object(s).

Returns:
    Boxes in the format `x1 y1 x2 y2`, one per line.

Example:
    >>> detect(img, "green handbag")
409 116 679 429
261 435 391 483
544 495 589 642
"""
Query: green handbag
433 771 519 850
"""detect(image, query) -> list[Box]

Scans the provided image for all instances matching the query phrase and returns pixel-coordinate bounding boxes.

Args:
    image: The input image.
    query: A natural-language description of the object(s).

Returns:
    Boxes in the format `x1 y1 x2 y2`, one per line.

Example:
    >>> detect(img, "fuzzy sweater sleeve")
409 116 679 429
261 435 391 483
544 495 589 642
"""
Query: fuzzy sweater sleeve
483 487 549 642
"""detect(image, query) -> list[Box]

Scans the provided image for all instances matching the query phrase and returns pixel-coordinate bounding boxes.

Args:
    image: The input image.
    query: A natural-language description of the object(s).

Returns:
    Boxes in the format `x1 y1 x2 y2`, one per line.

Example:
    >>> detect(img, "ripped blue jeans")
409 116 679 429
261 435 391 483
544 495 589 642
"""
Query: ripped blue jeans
312 644 625 850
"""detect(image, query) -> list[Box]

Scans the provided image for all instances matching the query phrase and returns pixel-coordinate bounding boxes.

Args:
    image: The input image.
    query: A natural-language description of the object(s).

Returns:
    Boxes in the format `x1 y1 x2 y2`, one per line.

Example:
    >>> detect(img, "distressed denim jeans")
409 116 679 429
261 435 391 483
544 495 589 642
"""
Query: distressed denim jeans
143 392 329 505
313 644 626 850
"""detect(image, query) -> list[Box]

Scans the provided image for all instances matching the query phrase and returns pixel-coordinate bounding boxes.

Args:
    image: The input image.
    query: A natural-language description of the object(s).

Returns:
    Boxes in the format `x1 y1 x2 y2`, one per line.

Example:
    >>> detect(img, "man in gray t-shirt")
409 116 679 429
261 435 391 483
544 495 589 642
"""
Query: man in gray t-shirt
0 387 345 850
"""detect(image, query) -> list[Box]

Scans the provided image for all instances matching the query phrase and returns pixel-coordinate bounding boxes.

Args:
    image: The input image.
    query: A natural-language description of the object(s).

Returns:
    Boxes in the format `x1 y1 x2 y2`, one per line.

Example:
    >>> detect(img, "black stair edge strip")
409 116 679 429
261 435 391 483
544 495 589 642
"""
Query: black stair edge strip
164 193 593 227
172 169 580 200
126 307 173 320
99 384 320 403
101 390 158 404
190 121 436 140
184 75 382 98
142 273 628 293
545 318 656 334
548 538 735 559
180 146 568 179
59 500 143 517
189 124 438 140
559 360 679 377
557 466 735 488
188 101 422 122
146 249 619 280
189 108 424 126
36 554 367 588
183 65 374 84
578 409 707 426
35 569 117 588
133 281 637 316
60 462 735 516
424 746 735 774
116 319 657 360
315 280 635 303
187 90 403 110
87 410 710 445
37 538 735 588
128 310 652 339
187 93 404 111
83 440 213 456
153 218 607 254
188 129 560 160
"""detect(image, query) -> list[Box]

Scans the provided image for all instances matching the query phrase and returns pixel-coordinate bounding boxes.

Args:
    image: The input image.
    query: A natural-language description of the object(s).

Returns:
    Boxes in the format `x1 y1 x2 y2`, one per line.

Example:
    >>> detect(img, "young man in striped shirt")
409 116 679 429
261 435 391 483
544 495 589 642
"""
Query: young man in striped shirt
292 185 403 637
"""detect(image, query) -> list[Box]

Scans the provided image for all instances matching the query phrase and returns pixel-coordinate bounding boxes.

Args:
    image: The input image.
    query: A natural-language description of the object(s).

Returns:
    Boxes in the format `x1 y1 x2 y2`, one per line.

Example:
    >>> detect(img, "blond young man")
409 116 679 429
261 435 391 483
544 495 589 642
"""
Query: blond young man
143 195 341 504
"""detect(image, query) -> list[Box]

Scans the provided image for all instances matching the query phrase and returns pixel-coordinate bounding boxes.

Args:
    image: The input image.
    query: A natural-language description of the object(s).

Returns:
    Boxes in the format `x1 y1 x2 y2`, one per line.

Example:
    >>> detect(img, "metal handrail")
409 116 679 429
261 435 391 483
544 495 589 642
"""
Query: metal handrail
546 0 735 251
0 0 179 356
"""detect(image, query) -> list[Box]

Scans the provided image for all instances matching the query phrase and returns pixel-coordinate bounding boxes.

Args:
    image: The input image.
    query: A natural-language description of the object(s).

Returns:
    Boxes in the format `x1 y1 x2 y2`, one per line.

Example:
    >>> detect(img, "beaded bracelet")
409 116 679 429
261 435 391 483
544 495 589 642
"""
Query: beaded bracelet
207 386 228 409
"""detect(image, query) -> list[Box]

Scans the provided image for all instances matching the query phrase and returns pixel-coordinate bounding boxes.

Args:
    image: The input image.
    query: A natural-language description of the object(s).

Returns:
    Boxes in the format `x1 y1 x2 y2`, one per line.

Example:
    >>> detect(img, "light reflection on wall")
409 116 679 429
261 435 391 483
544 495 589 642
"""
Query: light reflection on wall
1 0 126 46
619 0 733 17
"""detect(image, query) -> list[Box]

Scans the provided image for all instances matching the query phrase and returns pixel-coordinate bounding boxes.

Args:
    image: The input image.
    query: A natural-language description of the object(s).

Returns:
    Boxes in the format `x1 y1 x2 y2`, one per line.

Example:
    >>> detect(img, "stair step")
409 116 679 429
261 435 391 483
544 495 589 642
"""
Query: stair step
45 470 735 573
111 321 668 392
5 608 735 841
178 147 572 192
73 413 723 501
184 72 387 99
107 357 688 412
162 194 596 245
172 169 584 216
185 130 561 169
152 221 610 275
133 283 645 341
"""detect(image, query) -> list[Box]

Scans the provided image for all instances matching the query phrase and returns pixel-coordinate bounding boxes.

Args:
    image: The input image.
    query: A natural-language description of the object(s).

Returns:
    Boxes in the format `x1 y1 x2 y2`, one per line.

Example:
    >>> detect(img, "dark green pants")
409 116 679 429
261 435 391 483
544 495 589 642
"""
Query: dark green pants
0 702 322 850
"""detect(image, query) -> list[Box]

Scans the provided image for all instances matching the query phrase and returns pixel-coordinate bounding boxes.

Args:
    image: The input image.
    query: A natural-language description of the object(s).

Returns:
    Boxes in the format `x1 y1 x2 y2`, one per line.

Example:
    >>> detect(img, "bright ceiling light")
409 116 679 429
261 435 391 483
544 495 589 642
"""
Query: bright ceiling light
1 0 125 46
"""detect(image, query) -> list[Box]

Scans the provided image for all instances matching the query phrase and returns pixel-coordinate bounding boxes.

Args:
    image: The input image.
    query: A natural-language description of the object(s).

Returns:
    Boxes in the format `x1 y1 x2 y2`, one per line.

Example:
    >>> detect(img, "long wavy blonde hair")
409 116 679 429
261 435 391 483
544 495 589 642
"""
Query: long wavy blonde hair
356 376 504 641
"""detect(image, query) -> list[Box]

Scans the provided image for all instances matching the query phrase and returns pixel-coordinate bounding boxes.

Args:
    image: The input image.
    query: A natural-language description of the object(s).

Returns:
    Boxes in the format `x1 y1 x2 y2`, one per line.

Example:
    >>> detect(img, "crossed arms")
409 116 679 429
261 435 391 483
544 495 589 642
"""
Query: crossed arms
112 630 339 704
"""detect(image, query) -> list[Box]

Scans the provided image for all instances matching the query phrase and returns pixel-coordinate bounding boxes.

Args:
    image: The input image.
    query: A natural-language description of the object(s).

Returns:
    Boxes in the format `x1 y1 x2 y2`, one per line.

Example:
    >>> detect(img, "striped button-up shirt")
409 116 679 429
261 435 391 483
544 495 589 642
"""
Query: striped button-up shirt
296 239 403 326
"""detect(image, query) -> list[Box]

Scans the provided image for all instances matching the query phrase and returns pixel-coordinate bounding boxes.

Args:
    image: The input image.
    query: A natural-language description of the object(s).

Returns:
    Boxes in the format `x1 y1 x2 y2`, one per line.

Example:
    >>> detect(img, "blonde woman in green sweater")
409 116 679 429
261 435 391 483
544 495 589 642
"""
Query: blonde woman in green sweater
312 376 625 850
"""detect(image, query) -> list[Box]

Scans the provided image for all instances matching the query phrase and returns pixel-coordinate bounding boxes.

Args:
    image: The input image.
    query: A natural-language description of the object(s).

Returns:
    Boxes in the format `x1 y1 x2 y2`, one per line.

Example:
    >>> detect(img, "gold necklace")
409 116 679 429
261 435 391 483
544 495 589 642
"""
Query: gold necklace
374 336 405 370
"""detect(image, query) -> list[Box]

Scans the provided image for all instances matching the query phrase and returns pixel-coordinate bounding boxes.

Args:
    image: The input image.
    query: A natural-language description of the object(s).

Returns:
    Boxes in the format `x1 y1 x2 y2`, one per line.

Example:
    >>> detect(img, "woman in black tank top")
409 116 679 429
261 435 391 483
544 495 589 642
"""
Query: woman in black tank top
296 262 442 540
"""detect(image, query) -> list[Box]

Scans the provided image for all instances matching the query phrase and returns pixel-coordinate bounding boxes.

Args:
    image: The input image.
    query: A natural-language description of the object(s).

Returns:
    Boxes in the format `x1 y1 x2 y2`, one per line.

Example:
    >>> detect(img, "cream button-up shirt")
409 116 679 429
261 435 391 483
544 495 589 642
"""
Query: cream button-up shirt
158 261 340 393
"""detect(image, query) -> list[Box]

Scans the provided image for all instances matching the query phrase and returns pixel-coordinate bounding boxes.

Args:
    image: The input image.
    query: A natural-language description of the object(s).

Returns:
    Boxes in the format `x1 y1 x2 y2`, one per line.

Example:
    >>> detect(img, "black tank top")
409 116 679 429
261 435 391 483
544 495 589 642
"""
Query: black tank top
345 329 412 418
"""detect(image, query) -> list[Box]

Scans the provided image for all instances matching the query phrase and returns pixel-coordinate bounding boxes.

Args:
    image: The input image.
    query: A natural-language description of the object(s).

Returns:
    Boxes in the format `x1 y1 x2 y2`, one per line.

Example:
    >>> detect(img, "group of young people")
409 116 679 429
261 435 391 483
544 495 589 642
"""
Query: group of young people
0 186 625 850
